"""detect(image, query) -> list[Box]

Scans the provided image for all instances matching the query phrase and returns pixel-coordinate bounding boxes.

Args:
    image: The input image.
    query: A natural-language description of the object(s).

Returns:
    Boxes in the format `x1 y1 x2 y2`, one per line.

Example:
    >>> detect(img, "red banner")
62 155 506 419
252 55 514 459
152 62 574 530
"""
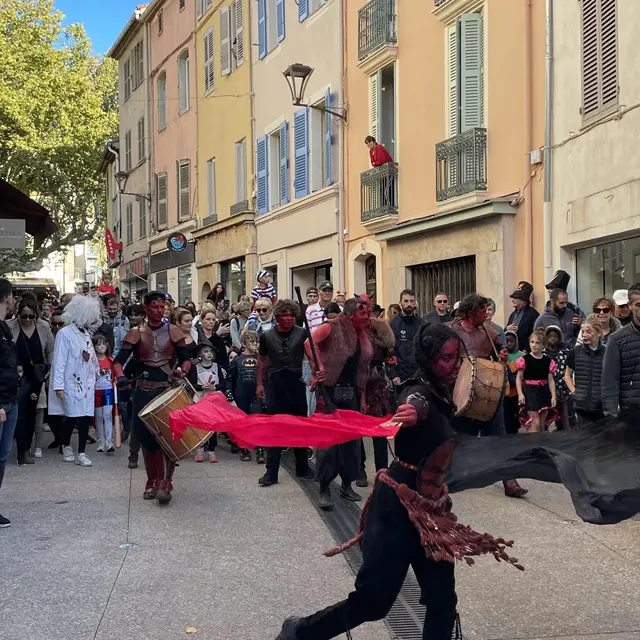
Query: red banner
105 228 122 262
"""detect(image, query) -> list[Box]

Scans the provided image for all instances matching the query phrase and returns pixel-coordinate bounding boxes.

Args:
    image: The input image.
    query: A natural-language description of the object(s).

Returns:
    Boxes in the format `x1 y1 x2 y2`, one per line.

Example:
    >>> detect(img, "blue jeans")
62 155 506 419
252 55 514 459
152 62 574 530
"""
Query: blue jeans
0 403 19 482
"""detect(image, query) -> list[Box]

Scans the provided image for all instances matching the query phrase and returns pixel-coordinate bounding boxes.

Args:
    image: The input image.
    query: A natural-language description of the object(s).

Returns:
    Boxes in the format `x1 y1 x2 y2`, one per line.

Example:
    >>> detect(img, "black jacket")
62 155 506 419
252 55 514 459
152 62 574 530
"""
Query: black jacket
389 314 426 382
0 320 18 410
94 322 115 353
602 322 640 415
506 304 539 351
568 343 604 412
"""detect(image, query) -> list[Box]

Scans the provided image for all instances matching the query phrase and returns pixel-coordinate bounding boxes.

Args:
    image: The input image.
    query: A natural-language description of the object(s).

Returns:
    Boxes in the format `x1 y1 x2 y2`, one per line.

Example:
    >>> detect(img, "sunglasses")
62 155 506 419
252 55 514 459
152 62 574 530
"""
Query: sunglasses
51 321 65 327
20 314 36 320
618 304 629 309
436 299 448 304
257 308 270 313
594 308 612 314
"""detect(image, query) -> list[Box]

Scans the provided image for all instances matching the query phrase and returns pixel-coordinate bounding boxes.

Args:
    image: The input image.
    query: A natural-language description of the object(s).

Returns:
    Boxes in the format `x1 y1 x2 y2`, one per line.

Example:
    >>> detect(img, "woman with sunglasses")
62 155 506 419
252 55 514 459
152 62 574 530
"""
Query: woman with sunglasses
577 297 621 347
245 298 276 337
6 297 54 465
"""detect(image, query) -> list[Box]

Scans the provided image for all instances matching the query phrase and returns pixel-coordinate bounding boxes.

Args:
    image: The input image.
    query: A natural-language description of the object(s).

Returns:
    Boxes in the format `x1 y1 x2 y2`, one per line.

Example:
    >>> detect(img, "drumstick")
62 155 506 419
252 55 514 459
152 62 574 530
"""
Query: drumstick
113 383 121 449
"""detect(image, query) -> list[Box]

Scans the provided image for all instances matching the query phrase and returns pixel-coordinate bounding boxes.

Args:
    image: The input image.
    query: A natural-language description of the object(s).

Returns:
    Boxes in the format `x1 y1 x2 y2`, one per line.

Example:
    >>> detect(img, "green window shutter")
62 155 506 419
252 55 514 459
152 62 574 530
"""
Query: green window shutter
460 12 483 132
447 23 458 137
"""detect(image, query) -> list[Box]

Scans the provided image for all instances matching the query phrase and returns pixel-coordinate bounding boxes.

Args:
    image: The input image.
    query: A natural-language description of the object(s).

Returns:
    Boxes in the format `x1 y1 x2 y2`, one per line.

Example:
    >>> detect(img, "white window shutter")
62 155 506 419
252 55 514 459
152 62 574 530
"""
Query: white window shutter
460 12 483 132
178 161 190 220
446 24 458 137
197 0 203 19
235 0 245 66
204 28 214 94
157 173 168 226
221 6 231 76
369 71 381 143
235 140 247 203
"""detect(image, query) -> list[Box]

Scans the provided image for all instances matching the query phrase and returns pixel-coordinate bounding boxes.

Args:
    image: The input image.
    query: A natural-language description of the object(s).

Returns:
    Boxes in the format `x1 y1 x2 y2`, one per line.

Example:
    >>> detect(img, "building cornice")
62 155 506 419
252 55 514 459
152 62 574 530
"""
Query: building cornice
191 212 256 239
107 5 148 59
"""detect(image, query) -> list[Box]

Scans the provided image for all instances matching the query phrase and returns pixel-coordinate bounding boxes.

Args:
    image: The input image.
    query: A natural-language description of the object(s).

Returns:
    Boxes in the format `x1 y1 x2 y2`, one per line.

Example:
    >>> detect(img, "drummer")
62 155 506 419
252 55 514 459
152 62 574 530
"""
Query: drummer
113 291 192 505
450 294 528 499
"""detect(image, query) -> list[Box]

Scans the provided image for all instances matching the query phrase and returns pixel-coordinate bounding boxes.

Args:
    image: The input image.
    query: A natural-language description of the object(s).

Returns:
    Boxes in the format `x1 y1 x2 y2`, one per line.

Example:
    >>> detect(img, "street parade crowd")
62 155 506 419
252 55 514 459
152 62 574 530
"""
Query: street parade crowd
0 268 639 639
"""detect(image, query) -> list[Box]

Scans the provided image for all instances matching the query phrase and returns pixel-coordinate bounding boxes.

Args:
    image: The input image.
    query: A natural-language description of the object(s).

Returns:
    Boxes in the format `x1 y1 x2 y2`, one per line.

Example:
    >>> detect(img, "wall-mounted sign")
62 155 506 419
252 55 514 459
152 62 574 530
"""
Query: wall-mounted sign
167 232 188 252
0 219 26 249
105 228 122 262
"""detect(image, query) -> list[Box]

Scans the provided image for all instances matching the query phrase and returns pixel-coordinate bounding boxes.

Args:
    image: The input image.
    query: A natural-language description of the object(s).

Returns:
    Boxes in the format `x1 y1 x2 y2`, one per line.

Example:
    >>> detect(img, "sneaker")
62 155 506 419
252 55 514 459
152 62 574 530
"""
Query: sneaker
76 453 92 467
0 513 11 528
356 474 368 488
62 446 75 463
23 451 35 465
96 439 105 453
208 452 218 463
195 448 205 463
42 423 51 432
34 447 43 458
105 441 115 453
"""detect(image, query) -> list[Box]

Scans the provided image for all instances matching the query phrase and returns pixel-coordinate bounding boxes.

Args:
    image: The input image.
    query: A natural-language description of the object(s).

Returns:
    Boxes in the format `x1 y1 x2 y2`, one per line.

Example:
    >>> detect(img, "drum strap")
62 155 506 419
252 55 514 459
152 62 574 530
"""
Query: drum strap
482 325 501 361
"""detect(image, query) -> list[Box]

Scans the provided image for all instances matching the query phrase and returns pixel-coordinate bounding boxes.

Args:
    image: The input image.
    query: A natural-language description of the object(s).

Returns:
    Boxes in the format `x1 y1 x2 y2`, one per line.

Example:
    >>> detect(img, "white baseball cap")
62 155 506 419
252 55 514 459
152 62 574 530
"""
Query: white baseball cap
613 289 629 306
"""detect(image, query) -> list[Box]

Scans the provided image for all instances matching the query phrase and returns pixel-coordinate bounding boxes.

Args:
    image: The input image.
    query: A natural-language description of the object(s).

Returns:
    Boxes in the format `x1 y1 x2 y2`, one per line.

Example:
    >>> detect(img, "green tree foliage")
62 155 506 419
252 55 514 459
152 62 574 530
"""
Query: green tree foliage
0 0 118 273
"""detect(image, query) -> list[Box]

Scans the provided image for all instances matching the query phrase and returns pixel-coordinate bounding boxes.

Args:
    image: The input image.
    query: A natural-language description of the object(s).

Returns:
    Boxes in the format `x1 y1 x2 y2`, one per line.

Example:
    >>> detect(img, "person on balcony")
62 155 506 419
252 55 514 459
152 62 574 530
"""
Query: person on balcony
365 135 392 167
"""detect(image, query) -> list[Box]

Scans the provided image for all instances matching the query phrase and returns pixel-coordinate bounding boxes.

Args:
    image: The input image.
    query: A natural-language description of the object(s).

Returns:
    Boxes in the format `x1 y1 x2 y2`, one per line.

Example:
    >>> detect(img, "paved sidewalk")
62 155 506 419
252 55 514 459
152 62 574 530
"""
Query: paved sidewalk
0 442 391 640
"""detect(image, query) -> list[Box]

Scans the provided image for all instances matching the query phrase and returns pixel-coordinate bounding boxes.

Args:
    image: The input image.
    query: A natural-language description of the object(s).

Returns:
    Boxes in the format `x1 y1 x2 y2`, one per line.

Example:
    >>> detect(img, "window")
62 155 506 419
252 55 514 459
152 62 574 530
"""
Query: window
178 51 190 115
298 0 327 22
197 0 213 19
446 12 484 137
157 172 168 227
123 58 132 101
235 139 247 203
126 203 133 244
266 123 290 210
177 160 191 220
157 72 167 131
155 271 168 294
581 0 618 123
139 199 147 238
370 63 396 156
124 130 132 171
293 107 309 198
310 90 332 191
179 0 185 10
178 266 192 305
206 158 217 219
204 28 215 94
132 41 144 88
158 9 164 34
221 258 246 303
137 117 145 162
258 0 284 59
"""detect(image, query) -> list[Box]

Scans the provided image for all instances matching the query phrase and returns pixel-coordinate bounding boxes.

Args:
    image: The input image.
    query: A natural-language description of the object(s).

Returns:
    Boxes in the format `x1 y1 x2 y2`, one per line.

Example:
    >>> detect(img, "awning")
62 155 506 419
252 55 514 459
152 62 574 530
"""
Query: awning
0 178 58 248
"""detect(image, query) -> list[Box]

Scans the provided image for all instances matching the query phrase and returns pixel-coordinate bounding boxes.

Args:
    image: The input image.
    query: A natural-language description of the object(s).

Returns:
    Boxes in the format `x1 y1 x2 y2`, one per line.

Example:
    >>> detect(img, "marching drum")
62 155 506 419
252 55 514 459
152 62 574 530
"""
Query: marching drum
139 382 212 463
453 356 506 422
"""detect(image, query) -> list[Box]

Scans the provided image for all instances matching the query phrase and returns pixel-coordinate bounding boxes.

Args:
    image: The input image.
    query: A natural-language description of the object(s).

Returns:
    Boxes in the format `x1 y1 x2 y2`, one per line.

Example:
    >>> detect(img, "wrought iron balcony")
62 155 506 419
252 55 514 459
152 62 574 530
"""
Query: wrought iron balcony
435 128 487 202
358 0 397 61
361 162 398 224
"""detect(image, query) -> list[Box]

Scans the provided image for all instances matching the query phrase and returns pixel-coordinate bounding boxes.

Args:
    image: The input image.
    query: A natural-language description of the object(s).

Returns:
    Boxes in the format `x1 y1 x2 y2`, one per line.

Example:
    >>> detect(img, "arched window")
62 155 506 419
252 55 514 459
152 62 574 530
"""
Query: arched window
178 50 190 115
157 72 167 131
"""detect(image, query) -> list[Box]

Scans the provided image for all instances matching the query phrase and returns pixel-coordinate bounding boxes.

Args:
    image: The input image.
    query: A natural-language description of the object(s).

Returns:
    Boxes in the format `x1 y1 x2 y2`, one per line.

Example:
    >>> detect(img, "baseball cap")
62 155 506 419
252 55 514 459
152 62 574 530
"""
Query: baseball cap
613 289 629 306
318 281 333 291
306 286 318 295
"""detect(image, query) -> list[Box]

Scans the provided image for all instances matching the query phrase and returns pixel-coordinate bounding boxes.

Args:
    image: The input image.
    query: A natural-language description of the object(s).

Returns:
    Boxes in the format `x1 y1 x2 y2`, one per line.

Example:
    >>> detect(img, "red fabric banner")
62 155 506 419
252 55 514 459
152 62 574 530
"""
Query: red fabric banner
169 392 399 449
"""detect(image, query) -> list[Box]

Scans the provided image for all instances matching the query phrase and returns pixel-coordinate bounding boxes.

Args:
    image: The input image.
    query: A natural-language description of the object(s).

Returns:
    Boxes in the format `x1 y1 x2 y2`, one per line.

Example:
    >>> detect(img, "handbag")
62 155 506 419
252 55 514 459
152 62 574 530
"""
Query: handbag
19 328 49 385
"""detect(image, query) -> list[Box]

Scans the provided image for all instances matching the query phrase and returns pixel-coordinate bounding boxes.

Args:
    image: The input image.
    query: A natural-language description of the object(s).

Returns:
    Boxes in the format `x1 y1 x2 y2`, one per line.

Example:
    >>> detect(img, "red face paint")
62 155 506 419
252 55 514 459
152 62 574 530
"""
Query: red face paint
146 299 166 324
351 306 371 329
430 338 462 385
276 312 295 332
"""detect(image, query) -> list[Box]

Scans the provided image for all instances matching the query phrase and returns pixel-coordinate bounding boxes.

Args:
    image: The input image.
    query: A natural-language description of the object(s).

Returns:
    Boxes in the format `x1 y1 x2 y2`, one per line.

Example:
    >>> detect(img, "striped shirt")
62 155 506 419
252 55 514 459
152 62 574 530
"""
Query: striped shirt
250 284 276 302
305 303 324 334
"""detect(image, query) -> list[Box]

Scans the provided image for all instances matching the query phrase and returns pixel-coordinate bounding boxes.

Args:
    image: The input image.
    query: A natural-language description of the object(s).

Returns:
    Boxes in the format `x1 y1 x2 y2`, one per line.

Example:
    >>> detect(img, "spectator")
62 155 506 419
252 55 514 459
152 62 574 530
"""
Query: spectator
324 302 341 320
0 278 18 527
365 135 393 167
230 301 252 350
246 299 276 339
334 291 346 309
545 270 584 318
206 283 227 316
576 297 621 347
127 304 145 328
41 299 53 322
184 300 197 316
602 283 640 418
534 288 581 345
197 308 230 371
505 280 539 351
96 271 116 296
612 289 631 326
423 292 453 325
102 294 130 357
504 329 524 434
388 289 425 385
250 270 277 306
372 304 384 319
485 298 506 348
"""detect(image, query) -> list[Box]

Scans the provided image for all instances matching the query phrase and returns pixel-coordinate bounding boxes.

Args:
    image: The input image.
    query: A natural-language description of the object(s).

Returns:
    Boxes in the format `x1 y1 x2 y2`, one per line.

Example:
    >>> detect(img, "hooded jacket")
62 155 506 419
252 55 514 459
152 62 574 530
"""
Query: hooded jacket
534 306 580 345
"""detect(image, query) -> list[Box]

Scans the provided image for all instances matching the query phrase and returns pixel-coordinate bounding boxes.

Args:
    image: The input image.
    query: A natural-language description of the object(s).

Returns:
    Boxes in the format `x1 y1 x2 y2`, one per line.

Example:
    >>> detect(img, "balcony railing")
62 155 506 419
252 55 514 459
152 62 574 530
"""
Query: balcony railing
435 128 487 202
361 162 398 223
358 0 397 61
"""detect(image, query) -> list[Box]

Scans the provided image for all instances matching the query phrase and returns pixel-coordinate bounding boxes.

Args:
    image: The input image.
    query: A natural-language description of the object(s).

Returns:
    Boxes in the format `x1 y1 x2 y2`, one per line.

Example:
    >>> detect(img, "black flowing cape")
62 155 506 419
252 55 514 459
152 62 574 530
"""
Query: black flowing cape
446 418 640 525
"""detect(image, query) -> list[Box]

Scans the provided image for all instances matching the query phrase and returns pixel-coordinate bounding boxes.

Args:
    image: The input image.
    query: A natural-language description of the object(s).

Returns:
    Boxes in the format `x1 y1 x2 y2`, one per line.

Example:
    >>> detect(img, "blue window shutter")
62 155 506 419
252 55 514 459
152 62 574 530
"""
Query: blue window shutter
325 88 332 186
276 0 285 42
298 0 308 22
257 135 269 213
279 120 289 205
258 0 267 59
294 108 309 198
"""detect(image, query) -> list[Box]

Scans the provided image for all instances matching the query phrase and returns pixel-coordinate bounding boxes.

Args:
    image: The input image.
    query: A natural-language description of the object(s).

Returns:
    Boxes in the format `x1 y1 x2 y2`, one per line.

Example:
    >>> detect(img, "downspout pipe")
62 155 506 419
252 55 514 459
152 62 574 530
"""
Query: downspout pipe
337 0 346 291
543 0 554 284
106 141 121 253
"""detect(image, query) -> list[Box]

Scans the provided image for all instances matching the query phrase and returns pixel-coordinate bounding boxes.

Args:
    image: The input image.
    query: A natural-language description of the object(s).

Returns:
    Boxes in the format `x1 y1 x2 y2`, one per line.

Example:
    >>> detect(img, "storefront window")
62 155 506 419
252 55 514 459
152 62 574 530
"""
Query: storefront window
221 258 246 303
155 271 168 294
178 265 192 305
576 236 640 307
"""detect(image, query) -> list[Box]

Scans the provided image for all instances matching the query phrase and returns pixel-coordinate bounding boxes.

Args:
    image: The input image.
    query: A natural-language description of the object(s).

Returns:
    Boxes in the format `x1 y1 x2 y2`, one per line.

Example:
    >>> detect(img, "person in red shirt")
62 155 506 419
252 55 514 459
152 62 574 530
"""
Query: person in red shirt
96 271 116 296
365 135 393 167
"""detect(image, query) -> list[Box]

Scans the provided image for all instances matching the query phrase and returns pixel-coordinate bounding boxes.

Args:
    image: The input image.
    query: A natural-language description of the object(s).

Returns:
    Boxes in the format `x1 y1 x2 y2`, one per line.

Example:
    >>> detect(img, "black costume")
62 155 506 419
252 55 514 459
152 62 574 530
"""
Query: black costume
228 353 260 414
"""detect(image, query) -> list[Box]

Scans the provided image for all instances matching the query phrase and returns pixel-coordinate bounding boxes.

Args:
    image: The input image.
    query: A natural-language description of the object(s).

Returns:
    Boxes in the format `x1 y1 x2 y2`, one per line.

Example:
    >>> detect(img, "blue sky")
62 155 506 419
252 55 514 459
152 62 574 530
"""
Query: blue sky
55 0 137 55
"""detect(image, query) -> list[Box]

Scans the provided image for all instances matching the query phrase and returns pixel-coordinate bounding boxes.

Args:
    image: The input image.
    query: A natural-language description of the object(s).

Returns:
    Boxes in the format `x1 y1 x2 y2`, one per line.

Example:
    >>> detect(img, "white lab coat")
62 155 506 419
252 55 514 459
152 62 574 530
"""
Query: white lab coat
48 325 99 417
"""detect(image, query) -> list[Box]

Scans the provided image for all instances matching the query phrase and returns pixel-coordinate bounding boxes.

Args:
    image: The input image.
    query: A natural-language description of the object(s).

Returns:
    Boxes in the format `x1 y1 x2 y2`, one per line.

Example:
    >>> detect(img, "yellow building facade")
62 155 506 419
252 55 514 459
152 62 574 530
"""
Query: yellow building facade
193 0 256 304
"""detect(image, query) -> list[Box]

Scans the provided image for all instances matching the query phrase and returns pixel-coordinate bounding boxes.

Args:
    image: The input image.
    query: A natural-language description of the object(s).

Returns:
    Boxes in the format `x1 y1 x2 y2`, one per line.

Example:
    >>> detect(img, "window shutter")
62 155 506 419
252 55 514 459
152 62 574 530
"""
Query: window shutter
325 88 332 186
137 43 144 88
279 120 289 205
157 173 168 227
257 136 269 214
204 28 214 93
178 161 190 220
221 6 231 76
446 24 458 137
369 71 381 142
158 75 166 130
138 117 145 161
276 0 285 42
235 139 247 202
178 58 186 113
207 159 217 218
235 0 245 65
298 0 308 22
460 12 483 132
600 0 618 109
294 107 309 198
197 0 203 19
258 0 267 59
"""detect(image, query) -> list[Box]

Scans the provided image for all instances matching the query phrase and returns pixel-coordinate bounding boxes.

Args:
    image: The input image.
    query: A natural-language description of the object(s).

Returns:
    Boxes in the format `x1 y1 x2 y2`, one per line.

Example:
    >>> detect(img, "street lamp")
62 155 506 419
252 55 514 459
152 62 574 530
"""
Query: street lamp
283 63 347 122
115 170 151 203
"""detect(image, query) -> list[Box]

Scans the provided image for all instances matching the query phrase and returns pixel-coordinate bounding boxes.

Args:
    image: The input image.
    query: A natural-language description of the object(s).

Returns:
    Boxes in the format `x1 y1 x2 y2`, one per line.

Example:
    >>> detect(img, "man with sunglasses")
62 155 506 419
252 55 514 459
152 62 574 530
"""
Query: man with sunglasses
613 290 632 326
423 293 453 325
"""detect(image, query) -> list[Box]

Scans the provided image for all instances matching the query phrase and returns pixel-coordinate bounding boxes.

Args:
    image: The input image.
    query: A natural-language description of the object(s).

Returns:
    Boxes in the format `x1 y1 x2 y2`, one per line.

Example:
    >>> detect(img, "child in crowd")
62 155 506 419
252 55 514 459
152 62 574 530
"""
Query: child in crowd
503 329 524 434
93 335 115 453
250 270 276 307
544 325 572 431
516 330 557 433
195 344 224 463
227 331 261 463
564 315 605 427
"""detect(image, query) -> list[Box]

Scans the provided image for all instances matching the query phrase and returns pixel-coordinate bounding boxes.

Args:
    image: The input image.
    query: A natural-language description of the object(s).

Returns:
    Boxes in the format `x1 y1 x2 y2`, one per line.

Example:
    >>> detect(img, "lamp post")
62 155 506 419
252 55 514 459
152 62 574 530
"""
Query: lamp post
115 170 151 203
282 63 347 122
